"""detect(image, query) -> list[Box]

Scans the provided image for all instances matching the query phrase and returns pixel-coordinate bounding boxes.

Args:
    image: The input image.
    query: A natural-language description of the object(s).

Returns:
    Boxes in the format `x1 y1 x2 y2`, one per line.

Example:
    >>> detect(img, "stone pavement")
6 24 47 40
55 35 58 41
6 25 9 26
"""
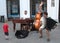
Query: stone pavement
0 21 60 43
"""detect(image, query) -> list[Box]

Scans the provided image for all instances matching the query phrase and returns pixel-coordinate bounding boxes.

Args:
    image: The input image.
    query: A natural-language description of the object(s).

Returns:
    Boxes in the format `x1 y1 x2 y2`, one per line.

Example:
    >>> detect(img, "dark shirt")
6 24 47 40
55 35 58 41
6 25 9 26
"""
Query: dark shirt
45 17 57 30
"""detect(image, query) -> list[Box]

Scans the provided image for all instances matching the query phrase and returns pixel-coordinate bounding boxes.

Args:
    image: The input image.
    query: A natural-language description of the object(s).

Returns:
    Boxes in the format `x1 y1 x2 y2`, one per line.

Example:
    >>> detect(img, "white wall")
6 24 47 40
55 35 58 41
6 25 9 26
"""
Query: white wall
0 0 7 20
20 0 30 19
0 0 30 20
0 0 59 21
47 0 59 22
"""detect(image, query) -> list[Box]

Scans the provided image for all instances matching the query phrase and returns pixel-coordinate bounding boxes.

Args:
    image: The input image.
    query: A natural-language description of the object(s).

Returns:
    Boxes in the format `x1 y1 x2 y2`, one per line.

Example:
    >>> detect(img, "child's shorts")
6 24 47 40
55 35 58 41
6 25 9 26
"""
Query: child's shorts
4 32 9 36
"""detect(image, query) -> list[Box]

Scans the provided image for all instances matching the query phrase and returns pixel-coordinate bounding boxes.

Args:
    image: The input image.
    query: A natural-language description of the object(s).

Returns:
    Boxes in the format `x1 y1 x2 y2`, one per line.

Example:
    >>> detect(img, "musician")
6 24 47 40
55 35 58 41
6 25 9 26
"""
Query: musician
39 12 46 38
39 12 51 41
39 1 44 12
21 10 30 31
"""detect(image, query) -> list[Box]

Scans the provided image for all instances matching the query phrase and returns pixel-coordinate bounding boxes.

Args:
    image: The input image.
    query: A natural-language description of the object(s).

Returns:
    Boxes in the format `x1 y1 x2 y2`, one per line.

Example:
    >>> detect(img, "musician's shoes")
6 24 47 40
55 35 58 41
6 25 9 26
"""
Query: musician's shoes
39 36 43 38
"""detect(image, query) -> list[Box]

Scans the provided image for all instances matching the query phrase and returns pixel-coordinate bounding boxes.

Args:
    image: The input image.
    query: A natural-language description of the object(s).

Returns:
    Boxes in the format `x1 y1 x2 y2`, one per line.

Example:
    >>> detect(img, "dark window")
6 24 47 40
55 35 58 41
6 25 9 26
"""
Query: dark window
30 0 47 18
6 0 20 19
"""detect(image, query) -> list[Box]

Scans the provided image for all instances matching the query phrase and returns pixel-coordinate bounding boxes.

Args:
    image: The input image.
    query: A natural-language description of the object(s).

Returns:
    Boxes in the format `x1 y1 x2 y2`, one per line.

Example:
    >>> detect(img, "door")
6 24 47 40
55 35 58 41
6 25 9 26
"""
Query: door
59 0 60 22
6 0 20 19
30 0 41 18
30 0 47 18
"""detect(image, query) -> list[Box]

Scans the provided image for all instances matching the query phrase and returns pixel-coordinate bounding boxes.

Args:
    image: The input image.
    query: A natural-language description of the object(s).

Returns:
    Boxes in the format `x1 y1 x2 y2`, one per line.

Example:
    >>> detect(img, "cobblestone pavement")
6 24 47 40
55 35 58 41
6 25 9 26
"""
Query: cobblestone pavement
0 21 60 43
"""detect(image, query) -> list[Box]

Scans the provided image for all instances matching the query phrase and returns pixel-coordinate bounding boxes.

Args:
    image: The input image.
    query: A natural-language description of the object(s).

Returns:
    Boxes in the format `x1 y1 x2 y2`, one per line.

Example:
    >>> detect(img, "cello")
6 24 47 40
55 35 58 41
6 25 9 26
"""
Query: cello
34 12 41 30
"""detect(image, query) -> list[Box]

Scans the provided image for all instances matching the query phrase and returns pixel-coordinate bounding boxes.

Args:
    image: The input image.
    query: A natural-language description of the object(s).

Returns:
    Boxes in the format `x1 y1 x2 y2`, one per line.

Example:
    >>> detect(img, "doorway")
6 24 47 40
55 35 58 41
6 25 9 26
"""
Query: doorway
30 0 47 18
59 0 60 22
6 0 20 19
30 0 41 18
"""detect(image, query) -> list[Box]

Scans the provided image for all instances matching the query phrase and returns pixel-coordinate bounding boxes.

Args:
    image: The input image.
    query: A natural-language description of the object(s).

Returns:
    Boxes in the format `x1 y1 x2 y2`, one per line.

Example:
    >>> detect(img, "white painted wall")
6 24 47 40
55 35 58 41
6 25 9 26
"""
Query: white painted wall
0 0 7 20
20 0 30 19
0 0 59 22
47 0 59 22
0 0 30 20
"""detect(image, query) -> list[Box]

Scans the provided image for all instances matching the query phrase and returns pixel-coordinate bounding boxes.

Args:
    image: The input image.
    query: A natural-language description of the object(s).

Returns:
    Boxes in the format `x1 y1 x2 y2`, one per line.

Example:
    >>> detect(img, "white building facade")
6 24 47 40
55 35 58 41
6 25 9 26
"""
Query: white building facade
0 0 59 22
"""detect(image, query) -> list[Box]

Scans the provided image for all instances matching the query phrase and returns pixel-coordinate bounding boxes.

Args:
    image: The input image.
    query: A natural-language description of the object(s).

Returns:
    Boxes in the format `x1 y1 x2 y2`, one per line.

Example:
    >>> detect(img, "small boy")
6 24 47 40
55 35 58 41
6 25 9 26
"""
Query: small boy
3 20 9 40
